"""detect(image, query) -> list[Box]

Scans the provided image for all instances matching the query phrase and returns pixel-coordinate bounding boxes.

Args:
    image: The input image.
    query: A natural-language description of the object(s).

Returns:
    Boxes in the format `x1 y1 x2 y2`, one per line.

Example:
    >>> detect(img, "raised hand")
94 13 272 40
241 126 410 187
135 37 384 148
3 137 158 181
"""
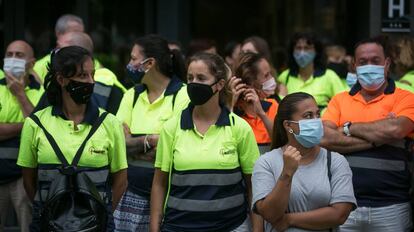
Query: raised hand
228 76 247 110
5 71 26 98
243 88 265 116
282 145 301 175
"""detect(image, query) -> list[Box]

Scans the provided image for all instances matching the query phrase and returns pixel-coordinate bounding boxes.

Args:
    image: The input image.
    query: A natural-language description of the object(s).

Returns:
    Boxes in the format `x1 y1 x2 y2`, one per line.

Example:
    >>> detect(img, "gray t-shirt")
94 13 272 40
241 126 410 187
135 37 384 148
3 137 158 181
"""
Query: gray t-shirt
252 148 356 232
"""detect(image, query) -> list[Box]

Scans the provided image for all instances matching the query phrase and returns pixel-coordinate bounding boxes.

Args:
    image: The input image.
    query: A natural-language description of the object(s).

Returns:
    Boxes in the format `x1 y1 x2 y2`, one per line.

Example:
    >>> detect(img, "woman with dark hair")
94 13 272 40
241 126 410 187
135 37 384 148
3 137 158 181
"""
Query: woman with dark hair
17 46 128 230
241 36 287 98
278 32 346 110
150 53 261 232
252 92 356 232
187 38 217 57
115 34 190 231
230 52 279 153
224 41 241 67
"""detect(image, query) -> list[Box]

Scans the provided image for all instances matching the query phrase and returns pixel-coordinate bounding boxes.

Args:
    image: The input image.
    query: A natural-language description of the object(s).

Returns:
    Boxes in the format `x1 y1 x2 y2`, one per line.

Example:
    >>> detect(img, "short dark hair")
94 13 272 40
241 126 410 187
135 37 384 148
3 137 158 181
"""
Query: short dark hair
224 41 240 58
44 46 92 106
271 92 314 149
187 38 217 57
354 36 390 58
287 32 326 73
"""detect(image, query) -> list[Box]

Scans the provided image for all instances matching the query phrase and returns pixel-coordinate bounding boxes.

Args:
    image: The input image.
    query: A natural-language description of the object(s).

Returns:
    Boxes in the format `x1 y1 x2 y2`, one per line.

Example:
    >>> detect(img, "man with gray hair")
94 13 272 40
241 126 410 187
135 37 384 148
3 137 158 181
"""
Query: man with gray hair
34 14 85 81
54 14 84 40
34 31 126 114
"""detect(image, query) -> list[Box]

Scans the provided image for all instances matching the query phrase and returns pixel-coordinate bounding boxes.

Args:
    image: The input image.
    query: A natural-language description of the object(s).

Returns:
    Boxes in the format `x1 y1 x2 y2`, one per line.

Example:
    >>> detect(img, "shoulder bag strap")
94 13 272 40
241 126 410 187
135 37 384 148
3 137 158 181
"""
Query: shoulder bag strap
327 150 332 182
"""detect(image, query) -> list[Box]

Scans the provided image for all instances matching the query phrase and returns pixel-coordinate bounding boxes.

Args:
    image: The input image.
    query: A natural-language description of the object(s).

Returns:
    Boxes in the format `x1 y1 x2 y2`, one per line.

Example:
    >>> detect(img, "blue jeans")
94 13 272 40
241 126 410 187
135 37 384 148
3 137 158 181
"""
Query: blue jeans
339 202 412 232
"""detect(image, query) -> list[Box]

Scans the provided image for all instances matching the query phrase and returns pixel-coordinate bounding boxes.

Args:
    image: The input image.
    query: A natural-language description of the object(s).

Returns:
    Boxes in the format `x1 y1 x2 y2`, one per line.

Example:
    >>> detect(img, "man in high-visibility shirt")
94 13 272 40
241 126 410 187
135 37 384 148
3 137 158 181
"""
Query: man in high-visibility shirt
0 40 44 232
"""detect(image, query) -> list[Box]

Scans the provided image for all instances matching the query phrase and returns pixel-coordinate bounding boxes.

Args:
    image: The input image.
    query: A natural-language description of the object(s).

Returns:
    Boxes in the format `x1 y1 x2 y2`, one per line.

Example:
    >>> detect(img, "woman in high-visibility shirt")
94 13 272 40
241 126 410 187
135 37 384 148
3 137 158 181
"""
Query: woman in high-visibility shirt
115 34 189 231
278 32 346 110
17 46 128 231
150 53 261 232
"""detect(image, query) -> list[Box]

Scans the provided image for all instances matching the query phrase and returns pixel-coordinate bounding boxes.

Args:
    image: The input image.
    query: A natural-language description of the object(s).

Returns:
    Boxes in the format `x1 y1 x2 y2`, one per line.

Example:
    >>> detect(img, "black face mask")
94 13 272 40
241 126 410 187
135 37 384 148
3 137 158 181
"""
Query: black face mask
126 63 146 84
65 80 94 105
327 62 348 79
187 80 219 105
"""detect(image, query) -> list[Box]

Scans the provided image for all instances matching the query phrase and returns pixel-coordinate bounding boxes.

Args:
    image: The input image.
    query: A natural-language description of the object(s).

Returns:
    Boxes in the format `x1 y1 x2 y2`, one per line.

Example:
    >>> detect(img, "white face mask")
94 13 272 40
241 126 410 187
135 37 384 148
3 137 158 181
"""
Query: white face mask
3 58 26 78
262 77 277 95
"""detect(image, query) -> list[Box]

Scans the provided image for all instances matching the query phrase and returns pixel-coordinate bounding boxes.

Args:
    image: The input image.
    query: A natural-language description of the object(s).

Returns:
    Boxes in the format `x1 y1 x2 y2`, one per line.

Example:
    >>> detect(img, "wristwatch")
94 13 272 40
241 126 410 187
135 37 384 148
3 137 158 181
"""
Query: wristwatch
343 121 352 137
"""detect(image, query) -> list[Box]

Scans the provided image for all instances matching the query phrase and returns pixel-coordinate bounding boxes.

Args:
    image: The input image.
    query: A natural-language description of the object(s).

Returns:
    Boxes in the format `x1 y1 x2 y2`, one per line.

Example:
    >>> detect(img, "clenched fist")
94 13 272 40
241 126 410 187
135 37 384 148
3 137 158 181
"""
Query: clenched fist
282 145 301 175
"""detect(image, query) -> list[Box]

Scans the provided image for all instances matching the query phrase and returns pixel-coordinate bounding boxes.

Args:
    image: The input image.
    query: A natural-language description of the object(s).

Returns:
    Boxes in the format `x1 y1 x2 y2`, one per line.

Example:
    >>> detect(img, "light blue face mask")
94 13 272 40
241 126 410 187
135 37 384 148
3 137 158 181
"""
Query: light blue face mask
346 72 357 87
356 65 386 91
289 118 324 148
293 51 316 68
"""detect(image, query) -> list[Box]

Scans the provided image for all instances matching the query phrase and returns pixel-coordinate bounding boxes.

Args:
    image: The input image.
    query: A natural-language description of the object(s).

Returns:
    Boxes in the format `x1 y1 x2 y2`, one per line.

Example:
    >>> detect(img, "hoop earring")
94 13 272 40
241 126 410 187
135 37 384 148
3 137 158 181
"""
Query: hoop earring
288 128 294 134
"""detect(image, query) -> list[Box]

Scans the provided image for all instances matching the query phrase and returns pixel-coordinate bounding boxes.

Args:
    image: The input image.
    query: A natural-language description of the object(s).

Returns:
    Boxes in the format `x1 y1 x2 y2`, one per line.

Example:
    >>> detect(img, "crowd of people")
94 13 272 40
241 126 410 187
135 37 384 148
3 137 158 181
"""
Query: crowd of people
1 13 414 232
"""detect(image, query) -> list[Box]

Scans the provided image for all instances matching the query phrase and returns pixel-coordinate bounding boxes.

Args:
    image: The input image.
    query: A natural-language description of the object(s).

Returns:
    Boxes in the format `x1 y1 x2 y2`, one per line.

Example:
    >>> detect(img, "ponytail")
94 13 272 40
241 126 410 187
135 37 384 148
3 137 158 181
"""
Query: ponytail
170 49 186 82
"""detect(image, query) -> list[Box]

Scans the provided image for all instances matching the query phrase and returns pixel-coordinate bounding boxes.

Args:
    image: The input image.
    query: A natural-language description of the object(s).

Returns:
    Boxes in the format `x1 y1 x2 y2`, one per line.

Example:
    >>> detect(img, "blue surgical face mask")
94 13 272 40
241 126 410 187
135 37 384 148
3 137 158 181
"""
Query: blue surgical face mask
289 118 324 148
293 51 316 68
346 72 357 87
126 58 150 84
356 65 386 91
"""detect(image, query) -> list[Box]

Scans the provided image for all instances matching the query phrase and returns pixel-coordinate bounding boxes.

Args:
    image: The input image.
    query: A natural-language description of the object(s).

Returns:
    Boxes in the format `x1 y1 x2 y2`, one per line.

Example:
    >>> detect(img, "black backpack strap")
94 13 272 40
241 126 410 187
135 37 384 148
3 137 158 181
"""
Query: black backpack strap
30 114 70 167
327 150 332 182
30 112 109 170
71 112 109 167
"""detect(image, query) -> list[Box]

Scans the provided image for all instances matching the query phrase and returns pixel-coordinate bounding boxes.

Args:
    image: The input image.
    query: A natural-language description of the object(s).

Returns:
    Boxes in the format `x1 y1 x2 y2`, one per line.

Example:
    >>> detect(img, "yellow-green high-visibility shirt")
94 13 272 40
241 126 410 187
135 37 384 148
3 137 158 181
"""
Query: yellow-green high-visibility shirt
0 74 44 183
17 103 128 173
155 104 259 173
116 78 189 135
400 70 414 87
395 80 414 93
340 78 351 91
116 77 189 196
278 68 347 108
0 75 44 123
154 104 260 231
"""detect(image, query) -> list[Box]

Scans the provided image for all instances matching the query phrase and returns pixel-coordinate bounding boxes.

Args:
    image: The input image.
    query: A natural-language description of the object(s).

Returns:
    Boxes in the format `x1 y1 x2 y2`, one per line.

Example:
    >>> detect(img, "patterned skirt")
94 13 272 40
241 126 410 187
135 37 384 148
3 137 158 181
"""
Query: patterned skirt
113 190 150 232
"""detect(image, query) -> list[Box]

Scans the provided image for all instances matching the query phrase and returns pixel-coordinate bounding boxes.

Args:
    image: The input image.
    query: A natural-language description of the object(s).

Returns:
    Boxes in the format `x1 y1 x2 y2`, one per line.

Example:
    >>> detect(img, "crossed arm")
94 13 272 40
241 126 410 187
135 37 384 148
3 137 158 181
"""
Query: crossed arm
123 123 158 161
321 116 414 153
255 174 352 231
